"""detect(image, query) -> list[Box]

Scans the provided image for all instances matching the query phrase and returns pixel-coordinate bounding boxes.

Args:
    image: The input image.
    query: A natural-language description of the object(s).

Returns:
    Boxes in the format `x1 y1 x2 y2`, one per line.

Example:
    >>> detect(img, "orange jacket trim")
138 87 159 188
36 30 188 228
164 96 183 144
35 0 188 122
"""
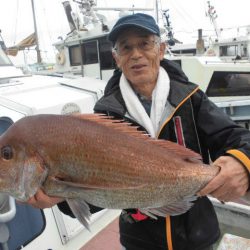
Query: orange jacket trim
166 216 173 250
226 149 250 172
157 86 200 138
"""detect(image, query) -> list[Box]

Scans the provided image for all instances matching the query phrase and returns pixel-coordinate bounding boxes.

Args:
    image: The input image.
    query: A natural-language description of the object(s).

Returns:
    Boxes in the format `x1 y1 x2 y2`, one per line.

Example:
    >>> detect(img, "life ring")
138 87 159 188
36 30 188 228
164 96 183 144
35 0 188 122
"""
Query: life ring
56 51 65 65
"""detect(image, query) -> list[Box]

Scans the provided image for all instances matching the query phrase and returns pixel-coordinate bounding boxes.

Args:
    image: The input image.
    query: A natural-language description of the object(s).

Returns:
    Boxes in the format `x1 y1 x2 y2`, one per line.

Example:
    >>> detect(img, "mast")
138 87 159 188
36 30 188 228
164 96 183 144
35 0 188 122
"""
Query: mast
31 0 42 63
155 0 159 23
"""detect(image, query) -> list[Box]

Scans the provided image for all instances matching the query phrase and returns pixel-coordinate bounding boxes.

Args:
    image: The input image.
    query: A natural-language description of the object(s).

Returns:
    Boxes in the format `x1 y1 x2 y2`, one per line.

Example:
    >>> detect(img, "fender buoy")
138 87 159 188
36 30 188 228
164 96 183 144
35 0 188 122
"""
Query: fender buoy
56 51 65 65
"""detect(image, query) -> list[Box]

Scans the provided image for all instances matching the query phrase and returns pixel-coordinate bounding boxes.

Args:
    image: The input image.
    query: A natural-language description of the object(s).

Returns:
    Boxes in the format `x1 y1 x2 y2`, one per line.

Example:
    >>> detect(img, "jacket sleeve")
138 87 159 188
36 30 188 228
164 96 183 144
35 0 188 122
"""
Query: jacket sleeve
192 89 250 174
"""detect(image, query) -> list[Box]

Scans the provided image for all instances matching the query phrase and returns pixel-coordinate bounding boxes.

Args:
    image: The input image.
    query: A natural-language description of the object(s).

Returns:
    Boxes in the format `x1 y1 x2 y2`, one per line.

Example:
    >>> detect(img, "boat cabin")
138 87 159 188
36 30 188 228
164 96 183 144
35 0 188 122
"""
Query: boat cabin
54 33 117 81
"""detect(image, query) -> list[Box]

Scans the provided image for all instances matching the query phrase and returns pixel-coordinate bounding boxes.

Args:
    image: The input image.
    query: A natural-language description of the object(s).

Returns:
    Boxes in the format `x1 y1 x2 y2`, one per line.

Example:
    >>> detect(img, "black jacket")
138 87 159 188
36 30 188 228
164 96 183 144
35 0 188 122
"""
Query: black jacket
58 59 250 250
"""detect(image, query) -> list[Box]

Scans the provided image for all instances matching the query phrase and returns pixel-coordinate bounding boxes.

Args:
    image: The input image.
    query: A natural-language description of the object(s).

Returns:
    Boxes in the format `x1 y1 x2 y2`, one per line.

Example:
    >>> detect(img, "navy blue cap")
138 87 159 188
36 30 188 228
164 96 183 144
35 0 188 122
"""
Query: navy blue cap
108 13 160 44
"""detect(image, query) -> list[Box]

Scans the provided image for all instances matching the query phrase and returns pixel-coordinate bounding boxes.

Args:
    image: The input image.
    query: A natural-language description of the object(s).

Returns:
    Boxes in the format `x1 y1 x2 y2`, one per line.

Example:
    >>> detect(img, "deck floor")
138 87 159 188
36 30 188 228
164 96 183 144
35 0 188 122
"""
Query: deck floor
80 218 120 250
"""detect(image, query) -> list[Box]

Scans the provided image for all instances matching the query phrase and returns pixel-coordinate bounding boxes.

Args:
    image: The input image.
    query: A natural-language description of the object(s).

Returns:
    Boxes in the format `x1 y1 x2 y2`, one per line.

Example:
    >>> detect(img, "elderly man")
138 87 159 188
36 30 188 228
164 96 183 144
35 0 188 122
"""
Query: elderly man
28 13 250 250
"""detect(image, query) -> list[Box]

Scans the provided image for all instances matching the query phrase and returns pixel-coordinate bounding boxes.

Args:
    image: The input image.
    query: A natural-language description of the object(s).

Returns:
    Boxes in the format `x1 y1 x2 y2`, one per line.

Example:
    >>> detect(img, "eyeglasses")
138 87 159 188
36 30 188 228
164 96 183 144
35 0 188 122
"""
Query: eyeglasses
113 40 159 56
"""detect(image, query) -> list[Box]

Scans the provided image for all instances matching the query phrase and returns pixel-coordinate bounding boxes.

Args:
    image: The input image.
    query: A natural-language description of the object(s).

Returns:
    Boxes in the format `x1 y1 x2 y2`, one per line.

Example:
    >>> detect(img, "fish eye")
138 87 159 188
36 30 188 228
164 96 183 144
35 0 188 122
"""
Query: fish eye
1 146 13 160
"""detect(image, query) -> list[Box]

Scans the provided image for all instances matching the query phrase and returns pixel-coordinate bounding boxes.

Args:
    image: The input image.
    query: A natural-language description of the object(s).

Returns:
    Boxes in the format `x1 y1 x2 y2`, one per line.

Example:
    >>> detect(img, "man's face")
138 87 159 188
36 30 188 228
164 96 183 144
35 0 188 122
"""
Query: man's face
113 29 166 91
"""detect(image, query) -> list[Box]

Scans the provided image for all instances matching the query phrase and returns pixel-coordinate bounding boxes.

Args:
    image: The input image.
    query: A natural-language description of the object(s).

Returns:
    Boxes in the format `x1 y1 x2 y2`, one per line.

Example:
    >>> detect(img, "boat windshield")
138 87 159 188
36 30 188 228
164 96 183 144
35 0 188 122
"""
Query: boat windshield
0 42 12 66
206 71 250 96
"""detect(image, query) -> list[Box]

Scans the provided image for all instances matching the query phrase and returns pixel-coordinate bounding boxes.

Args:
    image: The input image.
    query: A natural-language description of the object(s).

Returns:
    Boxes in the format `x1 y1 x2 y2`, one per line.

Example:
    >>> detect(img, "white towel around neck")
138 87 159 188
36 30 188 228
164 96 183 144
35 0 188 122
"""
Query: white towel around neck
119 66 170 138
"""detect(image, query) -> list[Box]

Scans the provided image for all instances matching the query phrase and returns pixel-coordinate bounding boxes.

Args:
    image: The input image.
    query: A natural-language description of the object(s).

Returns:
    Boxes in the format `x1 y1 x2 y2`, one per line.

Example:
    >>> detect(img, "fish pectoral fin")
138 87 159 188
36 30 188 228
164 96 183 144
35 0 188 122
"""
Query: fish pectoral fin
53 177 146 190
66 198 91 231
140 195 197 218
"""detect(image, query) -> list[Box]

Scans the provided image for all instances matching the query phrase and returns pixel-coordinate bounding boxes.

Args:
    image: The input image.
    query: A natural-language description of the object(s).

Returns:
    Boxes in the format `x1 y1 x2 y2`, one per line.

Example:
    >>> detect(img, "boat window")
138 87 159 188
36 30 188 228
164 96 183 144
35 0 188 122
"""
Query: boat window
220 45 238 57
220 44 248 57
69 45 82 66
69 40 98 66
82 40 98 64
206 71 250 96
170 48 196 55
241 44 248 57
98 37 116 70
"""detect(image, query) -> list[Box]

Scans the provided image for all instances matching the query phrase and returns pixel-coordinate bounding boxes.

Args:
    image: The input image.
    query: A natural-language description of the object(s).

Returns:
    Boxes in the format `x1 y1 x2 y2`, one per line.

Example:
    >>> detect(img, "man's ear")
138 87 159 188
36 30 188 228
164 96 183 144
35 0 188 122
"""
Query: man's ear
159 42 166 60
112 51 121 68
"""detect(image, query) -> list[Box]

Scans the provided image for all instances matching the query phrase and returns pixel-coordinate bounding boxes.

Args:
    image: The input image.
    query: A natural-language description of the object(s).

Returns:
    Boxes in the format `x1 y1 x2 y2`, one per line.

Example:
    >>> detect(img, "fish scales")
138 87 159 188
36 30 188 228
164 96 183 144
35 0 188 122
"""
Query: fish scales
0 114 220 228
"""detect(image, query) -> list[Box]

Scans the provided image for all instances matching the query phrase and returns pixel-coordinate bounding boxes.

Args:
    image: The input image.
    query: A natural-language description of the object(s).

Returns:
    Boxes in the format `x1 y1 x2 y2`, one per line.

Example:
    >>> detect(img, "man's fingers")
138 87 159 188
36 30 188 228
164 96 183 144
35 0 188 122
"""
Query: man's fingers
27 196 41 208
197 174 225 197
208 183 228 199
198 156 249 202
209 183 238 202
27 189 64 209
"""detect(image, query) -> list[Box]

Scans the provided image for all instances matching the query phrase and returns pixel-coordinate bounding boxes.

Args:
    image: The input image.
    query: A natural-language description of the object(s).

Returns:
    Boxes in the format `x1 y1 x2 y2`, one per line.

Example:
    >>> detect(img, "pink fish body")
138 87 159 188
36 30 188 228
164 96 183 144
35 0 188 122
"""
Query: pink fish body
0 114 219 228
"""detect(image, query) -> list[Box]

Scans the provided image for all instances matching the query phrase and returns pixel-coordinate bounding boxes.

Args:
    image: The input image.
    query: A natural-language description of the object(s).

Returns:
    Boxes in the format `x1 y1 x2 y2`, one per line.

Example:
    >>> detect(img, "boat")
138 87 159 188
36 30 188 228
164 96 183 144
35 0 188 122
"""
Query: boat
170 1 250 62
53 0 156 80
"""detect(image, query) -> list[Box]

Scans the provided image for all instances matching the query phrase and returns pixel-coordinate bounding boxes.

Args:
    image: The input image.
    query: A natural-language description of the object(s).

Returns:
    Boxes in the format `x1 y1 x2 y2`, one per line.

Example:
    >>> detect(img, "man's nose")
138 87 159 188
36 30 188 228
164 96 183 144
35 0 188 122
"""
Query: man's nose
130 45 143 57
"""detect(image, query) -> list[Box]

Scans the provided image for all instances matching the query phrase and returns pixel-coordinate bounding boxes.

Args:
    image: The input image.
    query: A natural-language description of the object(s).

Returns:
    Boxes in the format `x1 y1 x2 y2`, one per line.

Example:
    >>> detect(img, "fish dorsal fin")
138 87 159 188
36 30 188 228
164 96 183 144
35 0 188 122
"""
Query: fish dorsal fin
150 139 202 161
75 114 201 160
74 114 150 139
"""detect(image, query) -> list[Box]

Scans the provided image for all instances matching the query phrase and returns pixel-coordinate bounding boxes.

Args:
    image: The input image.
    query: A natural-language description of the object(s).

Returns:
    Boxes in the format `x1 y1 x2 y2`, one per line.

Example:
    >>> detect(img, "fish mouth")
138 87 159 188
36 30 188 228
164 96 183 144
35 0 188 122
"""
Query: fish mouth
17 154 49 201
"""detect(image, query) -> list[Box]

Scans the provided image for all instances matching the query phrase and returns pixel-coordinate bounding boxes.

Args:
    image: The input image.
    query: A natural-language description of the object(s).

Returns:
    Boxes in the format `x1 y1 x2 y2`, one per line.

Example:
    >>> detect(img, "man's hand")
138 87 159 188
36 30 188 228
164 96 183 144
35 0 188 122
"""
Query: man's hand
26 189 64 209
198 156 249 202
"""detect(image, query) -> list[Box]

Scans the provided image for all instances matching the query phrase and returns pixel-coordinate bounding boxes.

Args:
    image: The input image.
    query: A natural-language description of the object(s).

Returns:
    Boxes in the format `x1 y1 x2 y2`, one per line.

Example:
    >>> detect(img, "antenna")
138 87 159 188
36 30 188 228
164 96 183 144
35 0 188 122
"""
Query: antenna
206 1 220 38
162 9 175 46
74 0 100 25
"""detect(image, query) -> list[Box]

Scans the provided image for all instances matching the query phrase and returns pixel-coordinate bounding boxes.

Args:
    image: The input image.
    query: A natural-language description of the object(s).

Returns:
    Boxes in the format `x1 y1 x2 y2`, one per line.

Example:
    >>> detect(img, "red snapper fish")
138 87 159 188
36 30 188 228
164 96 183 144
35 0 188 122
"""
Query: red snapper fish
0 114 220 228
